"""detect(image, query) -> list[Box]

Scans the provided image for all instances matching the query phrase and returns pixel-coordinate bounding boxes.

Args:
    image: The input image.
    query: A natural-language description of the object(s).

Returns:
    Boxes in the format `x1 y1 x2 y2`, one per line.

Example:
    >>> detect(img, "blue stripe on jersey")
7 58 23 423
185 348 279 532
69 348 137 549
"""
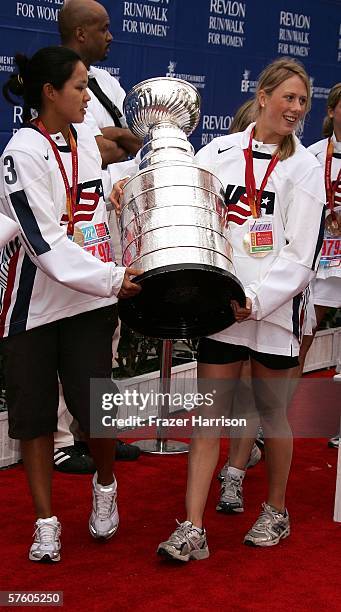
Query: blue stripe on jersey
252 151 272 160
10 190 50 256
292 294 300 340
9 253 36 335
312 207 325 270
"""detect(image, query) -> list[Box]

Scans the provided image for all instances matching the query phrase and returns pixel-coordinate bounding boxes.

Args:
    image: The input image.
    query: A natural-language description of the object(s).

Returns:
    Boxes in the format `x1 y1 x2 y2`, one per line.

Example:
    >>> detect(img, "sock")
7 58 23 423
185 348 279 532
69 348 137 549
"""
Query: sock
95 474 116 491
267 503 285 515
228 466 245 480
36 516 57 523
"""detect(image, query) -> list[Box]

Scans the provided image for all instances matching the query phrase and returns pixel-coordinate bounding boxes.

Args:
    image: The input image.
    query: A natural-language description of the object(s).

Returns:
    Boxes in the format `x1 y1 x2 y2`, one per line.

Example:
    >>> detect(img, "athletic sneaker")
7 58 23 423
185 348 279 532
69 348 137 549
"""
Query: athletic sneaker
54 445 95 474
328 436 340 449
29 516 61 563
157 520 209 562
89 473 119 540
244 502 290 547
216 471 244 514
333 373 341 382
75 440 141 462
218 443 261 481
255 426 265 450
115 439 141 460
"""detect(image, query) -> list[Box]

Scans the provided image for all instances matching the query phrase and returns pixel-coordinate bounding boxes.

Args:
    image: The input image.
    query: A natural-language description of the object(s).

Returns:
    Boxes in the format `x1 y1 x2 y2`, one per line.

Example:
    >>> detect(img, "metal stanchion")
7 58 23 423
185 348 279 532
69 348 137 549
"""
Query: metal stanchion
132 340 189 454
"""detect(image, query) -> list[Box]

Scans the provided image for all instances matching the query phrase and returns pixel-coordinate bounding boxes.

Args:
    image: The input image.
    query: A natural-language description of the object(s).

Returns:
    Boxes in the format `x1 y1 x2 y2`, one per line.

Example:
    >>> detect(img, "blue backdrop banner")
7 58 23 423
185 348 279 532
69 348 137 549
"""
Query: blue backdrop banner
0 0 340 152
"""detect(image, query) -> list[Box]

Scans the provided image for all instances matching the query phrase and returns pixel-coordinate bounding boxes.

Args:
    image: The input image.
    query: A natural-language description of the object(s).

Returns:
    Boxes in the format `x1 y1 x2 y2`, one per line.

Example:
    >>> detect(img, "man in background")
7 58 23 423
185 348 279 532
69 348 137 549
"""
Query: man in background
54 0 142 472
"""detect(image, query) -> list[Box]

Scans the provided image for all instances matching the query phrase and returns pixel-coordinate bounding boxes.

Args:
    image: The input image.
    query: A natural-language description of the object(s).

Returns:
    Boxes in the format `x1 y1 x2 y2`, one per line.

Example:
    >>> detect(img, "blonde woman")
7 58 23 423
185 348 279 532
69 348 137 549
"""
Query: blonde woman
157 58 325 560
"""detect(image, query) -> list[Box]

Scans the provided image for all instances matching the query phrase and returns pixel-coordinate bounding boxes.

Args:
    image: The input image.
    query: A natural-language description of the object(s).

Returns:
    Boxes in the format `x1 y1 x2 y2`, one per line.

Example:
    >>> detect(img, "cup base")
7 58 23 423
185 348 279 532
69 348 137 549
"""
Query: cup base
118 263 246 339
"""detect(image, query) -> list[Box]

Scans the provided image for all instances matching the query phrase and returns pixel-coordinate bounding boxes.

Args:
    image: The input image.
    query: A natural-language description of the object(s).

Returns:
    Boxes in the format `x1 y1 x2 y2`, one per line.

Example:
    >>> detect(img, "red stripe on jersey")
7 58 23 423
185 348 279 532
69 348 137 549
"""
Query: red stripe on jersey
78 191 100 208
0 248 20 338
228 203 251 214
228 214 249 226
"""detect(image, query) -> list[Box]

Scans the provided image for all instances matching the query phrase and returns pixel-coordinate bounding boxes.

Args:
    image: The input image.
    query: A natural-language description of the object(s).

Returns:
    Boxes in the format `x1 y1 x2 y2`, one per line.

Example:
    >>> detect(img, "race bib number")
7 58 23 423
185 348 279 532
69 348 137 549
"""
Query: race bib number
319 238 341 269
71 222 114 263
248 218 274 255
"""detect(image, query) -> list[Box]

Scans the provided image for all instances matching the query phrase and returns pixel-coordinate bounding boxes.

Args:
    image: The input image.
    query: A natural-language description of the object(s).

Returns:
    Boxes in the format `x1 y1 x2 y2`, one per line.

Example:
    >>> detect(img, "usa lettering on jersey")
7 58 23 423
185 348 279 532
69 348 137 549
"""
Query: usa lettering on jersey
225 184 275 225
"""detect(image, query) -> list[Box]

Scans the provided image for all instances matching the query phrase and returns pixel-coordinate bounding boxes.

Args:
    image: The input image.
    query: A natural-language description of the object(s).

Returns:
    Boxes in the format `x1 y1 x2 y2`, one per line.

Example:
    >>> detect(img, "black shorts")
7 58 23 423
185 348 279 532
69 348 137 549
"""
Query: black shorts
197 337 299 370
1 305 118 440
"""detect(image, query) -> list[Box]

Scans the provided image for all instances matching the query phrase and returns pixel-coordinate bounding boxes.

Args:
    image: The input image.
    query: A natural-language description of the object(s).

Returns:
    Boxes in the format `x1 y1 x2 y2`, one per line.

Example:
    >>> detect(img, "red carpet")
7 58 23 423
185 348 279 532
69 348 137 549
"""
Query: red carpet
0 437 340 612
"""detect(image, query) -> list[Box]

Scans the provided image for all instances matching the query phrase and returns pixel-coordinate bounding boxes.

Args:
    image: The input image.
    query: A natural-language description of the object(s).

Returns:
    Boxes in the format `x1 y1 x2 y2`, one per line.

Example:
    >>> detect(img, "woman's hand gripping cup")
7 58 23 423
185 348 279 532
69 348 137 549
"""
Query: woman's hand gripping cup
231 297 252 322
110 177 130 216
118 267 143 299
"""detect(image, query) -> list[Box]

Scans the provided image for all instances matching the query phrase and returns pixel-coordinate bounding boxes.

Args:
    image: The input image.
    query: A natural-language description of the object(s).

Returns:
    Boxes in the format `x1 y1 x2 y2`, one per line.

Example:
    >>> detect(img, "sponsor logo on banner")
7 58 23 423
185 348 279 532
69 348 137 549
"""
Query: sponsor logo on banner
94 65 121 81
309 77 330 101
208 0 246 48
201 113 233 145
11 106 24 135
338 23 341 62
277 10 311 57
240 69 257 94
0 55 15 74
122 0 172 38
16 0 63 22
166 61 206 90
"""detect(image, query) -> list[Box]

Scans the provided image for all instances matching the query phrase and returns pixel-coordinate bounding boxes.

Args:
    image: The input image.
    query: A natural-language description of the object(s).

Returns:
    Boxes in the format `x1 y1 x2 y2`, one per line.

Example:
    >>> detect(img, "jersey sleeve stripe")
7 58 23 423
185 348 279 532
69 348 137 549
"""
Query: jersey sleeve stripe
0 247 20 338
9 253 36 335
311 207 325 271
292 293 301 340
10 190 51 256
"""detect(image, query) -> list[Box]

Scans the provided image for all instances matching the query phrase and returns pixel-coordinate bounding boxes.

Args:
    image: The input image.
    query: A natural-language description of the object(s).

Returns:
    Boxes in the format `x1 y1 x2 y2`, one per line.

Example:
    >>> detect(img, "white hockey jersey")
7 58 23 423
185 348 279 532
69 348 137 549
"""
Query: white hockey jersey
195 123 325 355
308 134 341 281
0 122 125 337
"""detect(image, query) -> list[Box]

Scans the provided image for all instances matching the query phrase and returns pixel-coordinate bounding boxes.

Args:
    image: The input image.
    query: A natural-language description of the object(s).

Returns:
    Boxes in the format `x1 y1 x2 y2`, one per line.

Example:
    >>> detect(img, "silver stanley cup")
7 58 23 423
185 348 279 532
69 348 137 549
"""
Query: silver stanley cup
118 77 245 339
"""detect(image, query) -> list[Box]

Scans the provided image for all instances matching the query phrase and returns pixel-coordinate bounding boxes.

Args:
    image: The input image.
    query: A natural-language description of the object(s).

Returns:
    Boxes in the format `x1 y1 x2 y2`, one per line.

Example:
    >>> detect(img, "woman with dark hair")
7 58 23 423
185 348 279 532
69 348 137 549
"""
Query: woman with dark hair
156 57 325 560
0 46 141 563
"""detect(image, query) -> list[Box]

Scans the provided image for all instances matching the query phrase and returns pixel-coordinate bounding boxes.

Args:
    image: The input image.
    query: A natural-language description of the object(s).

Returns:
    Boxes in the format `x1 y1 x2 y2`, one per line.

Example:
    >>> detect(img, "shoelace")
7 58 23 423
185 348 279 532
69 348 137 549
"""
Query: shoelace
95 489 115 520
253 505 284 532
221 474 242 498
34 522 60 543
168 520 201 547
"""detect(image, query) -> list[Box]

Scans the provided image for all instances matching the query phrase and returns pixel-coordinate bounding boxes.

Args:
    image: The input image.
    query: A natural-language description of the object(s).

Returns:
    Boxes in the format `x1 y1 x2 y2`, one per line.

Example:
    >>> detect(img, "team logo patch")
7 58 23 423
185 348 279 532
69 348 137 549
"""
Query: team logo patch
61 179 104 225
225 184 275 225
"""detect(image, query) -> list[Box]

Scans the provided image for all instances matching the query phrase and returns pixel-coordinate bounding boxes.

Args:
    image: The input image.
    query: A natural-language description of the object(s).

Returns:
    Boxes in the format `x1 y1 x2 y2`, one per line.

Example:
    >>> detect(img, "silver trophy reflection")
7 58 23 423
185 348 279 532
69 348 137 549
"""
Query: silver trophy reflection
118 77 245 454
118 77 245 340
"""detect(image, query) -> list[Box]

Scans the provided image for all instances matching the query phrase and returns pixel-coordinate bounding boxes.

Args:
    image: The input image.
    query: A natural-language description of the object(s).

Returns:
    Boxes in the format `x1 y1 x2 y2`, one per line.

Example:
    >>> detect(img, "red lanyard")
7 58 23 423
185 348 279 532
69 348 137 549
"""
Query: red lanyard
243 127 279 219
33 119 78 237
325 138 341 221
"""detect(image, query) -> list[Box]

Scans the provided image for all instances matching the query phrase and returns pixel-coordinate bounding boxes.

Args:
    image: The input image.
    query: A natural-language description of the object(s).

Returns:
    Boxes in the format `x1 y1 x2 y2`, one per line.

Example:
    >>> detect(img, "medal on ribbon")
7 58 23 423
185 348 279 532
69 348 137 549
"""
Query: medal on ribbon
72 226 85 247
242 127 279 257
32 119 82 243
